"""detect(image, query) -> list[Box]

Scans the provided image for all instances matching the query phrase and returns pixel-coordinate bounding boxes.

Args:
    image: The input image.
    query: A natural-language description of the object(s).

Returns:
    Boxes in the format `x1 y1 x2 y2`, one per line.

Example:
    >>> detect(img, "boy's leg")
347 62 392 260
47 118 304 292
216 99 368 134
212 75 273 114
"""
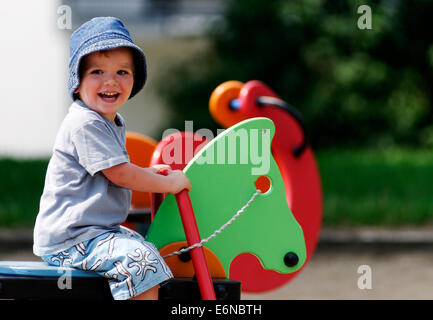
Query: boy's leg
42 228 172 300
99 230 172 300
129 284 159 300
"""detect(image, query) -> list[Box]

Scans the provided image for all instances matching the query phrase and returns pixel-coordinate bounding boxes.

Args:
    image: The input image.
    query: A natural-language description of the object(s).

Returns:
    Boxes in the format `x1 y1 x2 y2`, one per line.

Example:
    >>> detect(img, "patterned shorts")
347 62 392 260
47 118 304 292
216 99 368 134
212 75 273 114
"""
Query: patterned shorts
42 226 173 300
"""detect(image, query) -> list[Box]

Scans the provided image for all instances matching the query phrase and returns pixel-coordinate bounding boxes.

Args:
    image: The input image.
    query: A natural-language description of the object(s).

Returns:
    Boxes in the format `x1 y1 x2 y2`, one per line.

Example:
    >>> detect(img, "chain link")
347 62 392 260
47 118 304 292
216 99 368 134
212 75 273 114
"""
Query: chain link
163 189 262 259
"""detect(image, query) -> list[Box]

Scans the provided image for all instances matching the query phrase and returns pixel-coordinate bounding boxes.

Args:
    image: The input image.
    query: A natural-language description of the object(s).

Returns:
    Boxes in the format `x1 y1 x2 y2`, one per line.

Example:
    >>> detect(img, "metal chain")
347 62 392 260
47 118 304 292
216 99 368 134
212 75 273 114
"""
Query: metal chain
163 189 262 259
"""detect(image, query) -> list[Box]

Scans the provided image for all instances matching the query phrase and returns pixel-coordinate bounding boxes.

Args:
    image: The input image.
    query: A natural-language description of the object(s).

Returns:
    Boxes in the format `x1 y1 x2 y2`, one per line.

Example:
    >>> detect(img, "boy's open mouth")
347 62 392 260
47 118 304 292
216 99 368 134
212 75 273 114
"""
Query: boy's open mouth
98 92 119 102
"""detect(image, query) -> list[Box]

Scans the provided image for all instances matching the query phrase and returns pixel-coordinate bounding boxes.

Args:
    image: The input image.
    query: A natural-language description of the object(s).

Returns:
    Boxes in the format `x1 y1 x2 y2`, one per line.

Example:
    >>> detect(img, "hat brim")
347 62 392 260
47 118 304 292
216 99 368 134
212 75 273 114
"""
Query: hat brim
68 38 147 100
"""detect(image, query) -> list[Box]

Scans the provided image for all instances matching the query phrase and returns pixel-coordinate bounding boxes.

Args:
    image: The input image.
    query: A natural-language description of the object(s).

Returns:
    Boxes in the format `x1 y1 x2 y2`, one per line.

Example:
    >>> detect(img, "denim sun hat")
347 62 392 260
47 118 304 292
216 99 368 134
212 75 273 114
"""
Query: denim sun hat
68 17 147 100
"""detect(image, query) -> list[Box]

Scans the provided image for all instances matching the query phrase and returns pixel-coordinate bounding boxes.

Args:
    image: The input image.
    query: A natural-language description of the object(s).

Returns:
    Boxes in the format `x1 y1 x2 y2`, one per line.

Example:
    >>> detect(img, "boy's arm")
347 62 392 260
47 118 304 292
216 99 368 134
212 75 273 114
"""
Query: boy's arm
102 162 191 194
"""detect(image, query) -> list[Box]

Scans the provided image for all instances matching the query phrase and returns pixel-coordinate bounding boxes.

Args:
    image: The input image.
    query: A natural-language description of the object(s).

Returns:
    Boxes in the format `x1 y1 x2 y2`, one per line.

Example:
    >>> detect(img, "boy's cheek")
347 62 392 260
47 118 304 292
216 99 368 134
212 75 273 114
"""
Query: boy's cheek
122 76 134 88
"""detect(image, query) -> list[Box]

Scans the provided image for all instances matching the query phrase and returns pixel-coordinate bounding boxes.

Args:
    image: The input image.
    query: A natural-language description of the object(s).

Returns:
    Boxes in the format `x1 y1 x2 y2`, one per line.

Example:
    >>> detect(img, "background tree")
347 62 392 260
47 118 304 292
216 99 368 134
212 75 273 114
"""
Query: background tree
155 0 433 149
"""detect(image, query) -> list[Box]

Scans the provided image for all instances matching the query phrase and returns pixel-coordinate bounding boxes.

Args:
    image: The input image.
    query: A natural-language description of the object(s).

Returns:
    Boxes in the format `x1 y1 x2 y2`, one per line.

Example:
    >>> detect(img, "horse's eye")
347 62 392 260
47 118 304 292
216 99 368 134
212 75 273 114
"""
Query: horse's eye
177 247 192 263
284 252 299 267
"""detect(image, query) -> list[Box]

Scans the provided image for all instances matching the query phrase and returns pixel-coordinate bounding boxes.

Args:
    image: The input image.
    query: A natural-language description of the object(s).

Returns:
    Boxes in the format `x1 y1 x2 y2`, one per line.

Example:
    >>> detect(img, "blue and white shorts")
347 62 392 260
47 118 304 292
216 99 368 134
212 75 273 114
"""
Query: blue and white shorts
42 226 173 300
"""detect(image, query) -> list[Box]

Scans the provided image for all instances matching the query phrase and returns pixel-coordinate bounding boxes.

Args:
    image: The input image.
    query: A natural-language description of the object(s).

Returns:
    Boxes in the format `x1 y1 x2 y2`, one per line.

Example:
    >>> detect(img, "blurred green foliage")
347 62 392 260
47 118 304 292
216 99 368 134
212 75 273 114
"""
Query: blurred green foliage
2 150 433 227
0 159 47 227
318 148 433 225
155 0 433 149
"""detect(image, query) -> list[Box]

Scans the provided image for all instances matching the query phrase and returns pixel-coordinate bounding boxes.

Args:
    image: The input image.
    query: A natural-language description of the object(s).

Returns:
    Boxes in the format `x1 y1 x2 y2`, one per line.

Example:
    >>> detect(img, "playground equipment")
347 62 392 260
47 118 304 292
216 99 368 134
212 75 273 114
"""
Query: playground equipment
0 80 322 300
209 80 322 292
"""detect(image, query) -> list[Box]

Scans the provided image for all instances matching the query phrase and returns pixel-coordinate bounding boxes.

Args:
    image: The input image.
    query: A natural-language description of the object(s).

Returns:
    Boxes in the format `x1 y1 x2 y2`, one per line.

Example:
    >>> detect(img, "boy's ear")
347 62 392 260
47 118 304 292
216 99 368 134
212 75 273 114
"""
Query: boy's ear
73 86 80 100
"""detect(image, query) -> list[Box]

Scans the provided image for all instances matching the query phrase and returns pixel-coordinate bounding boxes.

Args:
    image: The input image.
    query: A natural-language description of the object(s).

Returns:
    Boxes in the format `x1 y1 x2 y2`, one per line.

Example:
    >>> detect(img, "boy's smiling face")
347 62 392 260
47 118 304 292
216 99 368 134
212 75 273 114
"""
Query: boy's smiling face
74 47 134 123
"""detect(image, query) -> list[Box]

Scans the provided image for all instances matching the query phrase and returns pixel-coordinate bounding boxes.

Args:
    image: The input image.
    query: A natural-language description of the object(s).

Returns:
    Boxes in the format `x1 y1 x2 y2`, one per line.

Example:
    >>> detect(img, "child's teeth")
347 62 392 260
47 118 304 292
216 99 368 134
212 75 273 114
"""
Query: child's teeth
99 92 118 101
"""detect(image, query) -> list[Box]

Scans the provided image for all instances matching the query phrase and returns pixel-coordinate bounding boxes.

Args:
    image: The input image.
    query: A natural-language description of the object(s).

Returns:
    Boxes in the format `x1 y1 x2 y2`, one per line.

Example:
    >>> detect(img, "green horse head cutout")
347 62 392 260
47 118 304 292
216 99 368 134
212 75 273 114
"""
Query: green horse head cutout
146 117 306 276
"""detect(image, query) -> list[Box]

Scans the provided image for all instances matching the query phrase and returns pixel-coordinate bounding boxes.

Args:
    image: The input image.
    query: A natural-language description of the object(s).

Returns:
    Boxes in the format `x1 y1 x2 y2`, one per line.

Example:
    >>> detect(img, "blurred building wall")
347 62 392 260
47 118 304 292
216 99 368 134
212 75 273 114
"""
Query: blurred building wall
0 0 222 158
0 0 68 158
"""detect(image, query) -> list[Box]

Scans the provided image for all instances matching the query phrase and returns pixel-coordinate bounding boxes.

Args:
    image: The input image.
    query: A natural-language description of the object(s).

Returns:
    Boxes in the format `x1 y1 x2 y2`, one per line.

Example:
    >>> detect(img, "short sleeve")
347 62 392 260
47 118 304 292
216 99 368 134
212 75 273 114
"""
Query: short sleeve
72 120 129 176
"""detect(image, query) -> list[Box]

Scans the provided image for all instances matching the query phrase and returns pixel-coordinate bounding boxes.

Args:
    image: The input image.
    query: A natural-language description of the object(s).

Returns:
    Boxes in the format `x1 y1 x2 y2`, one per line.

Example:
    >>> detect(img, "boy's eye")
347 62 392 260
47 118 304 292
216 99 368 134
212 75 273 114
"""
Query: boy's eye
90 69 102 75
117 70 130 75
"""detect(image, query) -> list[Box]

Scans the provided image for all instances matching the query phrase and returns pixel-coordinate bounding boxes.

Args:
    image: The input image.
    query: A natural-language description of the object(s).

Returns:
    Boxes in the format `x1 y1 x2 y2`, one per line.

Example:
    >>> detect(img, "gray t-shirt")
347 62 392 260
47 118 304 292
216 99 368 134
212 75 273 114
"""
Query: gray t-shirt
33 100 132 256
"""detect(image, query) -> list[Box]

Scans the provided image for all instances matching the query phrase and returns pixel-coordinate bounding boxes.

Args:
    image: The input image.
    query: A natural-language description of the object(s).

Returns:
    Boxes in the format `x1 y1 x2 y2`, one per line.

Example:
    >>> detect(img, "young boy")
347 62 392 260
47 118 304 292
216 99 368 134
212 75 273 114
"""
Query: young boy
33 17 191 300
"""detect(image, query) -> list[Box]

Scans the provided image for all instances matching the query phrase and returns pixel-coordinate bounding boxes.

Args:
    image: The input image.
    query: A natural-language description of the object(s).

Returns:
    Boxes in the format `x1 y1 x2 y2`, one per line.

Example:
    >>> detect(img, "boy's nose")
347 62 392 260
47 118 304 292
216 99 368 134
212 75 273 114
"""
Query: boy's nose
102 72 118 85
103 77 117 86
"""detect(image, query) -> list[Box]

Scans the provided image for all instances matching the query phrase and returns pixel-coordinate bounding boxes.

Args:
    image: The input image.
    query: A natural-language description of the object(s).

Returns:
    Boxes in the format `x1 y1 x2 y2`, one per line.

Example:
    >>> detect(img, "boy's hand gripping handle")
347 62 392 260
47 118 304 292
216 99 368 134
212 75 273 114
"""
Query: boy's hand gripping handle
158 169 216 300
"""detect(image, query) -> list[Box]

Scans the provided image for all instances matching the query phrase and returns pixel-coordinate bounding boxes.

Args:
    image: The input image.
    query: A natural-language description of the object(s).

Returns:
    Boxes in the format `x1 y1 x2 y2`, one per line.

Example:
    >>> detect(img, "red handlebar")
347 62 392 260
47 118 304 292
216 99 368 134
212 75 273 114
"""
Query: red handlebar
157 169 216 300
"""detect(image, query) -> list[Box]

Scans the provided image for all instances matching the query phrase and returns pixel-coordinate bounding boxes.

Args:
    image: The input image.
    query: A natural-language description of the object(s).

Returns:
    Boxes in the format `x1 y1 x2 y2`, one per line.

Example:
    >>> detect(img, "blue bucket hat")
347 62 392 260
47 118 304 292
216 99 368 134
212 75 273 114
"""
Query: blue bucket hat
68 17 147 100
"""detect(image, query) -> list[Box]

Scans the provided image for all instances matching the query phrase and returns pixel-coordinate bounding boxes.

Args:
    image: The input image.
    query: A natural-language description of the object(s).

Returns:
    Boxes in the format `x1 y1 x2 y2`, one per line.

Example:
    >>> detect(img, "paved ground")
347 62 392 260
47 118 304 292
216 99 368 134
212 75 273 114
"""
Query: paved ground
2 227 433 300
2 245 433 300
243 245 433 300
